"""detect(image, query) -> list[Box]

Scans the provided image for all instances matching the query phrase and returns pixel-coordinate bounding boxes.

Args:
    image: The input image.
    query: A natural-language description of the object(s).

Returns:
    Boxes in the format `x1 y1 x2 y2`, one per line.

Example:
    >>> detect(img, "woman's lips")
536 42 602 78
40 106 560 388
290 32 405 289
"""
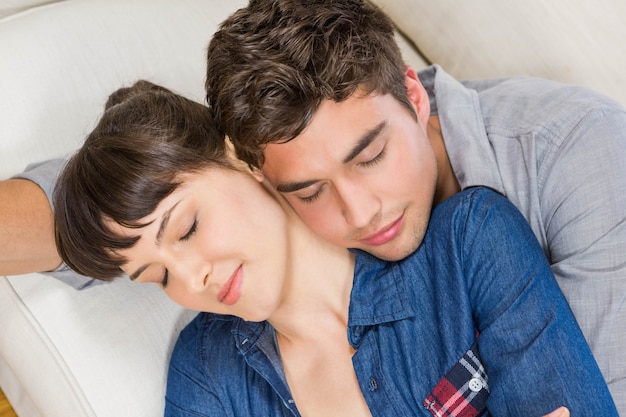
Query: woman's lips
217 265 243 305
359 214 404 246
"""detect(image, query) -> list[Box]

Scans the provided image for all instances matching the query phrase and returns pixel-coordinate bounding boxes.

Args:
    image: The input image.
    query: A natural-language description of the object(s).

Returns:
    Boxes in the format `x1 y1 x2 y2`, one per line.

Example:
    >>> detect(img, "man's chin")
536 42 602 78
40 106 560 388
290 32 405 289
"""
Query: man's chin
361 240 421 262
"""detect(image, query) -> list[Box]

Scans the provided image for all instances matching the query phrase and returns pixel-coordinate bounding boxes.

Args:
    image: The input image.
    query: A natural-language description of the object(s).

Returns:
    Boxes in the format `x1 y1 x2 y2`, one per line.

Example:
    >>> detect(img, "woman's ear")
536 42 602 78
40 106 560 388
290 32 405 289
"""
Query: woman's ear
404 66 431 127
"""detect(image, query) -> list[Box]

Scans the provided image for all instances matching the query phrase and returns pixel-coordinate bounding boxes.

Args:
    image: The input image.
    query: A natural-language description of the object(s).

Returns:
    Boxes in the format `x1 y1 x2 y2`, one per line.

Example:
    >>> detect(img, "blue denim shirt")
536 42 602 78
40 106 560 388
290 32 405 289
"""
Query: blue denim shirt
164 188 617 417
420 66 626 409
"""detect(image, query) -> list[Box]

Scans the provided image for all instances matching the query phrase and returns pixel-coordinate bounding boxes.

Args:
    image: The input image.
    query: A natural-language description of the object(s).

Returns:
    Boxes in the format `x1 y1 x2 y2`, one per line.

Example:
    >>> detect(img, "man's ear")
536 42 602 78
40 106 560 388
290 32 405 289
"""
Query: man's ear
224 136 266 182
224 136 238 158
250 165 265 183
404 66 431 127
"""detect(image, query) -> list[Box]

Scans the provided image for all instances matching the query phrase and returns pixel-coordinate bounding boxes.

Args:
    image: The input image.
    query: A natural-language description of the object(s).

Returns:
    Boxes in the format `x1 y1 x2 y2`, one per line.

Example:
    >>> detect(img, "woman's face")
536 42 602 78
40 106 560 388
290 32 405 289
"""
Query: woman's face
112 167 290 322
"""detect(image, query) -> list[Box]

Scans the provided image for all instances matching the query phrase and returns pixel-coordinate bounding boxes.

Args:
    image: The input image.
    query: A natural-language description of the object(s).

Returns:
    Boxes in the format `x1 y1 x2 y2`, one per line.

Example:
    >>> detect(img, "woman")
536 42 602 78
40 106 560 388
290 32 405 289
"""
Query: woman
53 81 613 417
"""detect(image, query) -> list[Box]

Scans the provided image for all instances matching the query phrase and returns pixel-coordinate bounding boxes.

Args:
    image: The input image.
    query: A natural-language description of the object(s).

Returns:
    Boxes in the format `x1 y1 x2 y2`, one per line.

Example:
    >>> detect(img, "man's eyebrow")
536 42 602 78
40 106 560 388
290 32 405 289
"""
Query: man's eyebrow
275 179 321 193
342 121 386 164
275 122 386 194
128 201 180 281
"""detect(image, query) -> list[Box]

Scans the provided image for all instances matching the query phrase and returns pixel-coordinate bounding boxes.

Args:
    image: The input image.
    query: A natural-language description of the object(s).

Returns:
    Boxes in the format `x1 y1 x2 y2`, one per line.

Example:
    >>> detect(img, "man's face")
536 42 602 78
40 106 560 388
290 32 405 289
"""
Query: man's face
262 88 438 261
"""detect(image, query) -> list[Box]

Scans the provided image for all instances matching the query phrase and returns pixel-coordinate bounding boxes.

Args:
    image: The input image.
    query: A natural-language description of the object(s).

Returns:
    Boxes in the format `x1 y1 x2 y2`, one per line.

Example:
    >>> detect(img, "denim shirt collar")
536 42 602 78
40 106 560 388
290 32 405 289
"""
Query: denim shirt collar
348 250 416 327
230 320 299 414
418 65 505 194
229 251 416 352
221 251 416 415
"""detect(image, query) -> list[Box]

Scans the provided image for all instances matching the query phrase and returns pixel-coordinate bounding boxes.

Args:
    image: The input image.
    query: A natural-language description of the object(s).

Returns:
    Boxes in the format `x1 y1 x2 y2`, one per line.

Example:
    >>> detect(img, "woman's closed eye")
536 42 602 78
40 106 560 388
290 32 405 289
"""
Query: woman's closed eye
180 219 198 241
161 269 169 288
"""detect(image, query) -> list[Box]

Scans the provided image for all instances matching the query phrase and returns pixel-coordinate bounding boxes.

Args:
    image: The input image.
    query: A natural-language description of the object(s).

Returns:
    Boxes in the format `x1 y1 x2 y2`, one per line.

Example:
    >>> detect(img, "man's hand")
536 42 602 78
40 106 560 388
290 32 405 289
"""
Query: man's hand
0 178 62 275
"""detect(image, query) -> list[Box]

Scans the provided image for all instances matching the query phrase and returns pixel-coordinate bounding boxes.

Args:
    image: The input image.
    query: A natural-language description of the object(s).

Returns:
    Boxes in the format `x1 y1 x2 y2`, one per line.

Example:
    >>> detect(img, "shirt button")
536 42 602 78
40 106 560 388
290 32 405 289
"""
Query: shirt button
468 378 483 392
370 377 378 390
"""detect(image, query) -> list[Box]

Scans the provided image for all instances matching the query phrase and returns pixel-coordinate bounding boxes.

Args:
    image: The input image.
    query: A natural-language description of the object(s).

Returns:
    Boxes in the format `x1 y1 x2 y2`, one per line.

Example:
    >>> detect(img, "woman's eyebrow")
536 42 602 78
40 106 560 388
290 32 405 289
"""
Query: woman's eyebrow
130 265 148 281
155 201 181 245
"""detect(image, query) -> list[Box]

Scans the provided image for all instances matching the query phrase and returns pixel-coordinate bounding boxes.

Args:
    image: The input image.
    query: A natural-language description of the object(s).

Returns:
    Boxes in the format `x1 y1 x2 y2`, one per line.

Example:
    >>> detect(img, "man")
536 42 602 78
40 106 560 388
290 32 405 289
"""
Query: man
204 0 626 412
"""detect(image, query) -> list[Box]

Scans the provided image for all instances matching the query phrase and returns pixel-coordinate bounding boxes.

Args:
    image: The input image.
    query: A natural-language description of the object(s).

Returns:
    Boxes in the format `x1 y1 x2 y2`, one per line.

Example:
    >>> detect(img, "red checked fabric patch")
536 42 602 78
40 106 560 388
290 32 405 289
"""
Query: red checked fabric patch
423 342 489 417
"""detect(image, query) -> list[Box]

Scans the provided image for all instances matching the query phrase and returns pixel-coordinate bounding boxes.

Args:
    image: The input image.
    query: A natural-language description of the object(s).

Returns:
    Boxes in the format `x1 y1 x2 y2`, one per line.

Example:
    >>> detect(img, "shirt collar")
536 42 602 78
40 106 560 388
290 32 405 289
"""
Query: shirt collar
348 250 416 327
225 251 415 354
418 64 505 194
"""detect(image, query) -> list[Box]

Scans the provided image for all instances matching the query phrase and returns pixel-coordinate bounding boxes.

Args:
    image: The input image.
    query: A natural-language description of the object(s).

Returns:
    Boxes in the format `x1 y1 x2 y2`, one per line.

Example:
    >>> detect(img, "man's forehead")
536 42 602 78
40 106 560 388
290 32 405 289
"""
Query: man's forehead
260 93 389 180
261 139 323 186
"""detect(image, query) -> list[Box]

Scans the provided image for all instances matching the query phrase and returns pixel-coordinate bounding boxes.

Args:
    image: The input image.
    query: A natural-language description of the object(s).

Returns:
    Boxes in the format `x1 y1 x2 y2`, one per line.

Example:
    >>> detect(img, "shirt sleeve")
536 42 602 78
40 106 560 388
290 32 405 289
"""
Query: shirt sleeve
538 105 626 406
12 158 101 289
164 317 228 417
458 188 618 416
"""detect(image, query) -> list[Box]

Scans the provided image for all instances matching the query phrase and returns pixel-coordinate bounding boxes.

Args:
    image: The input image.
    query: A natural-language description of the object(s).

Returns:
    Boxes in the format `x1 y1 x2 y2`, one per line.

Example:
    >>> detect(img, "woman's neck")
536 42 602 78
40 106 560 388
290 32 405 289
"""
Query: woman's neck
268 207 355 343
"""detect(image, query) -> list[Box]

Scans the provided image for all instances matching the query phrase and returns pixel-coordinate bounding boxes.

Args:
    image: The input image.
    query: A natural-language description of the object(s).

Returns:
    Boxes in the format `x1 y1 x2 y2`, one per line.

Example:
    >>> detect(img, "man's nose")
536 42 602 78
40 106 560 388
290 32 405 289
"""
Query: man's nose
336 180 380 229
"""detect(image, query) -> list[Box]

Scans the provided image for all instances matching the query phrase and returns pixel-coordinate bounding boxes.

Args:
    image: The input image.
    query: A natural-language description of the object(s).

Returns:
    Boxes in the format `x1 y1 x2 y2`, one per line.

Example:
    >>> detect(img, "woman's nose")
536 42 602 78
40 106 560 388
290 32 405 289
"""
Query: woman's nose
170 255 212 293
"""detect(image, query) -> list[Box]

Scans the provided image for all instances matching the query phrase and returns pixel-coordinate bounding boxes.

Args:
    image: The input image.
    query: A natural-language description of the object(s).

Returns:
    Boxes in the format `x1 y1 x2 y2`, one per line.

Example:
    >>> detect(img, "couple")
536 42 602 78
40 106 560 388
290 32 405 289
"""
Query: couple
4 0 626 415
53 80 611 417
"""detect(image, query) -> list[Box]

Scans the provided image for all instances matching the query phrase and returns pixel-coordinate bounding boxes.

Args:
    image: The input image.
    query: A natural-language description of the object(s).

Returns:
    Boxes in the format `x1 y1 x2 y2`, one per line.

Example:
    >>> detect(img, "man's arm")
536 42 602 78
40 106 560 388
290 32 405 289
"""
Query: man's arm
539 105 626 411
0 178 62 275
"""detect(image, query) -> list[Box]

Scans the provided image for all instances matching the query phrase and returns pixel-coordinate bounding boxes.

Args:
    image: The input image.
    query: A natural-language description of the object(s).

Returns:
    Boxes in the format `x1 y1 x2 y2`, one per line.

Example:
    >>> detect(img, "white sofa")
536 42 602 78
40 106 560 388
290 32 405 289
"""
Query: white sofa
1 1 625 416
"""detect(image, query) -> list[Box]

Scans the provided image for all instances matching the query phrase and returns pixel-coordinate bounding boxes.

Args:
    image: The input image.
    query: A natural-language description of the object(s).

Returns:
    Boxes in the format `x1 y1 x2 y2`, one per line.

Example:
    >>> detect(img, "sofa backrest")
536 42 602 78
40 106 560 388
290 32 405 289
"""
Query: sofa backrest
0 0 246 179
372 0 626 106
0 0 64 19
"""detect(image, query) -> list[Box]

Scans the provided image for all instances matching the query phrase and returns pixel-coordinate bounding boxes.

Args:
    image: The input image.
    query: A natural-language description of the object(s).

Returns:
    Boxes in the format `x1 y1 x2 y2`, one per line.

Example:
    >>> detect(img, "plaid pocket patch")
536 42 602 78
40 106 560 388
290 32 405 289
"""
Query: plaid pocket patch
423 342 489 417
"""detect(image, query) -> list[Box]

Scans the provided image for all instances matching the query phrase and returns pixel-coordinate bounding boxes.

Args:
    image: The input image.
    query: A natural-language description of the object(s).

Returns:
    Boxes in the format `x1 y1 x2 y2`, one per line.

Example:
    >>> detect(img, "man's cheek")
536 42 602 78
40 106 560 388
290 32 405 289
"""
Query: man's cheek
302 208 339 235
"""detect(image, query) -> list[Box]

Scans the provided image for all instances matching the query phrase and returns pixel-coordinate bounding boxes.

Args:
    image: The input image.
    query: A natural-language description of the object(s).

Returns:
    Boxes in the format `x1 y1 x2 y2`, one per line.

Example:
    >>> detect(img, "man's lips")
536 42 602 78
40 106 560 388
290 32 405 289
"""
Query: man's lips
217 265 243 305
359 214 404 246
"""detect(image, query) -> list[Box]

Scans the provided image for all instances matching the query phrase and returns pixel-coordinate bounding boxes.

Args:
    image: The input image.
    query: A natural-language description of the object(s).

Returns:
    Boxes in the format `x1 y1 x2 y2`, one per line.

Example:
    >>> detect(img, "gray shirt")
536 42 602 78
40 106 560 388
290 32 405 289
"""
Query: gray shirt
420 65 626 411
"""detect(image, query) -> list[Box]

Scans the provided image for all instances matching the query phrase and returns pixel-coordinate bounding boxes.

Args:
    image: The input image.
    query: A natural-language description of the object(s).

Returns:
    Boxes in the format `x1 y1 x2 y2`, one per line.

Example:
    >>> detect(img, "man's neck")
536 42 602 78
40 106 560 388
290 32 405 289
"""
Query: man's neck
428 115 460 204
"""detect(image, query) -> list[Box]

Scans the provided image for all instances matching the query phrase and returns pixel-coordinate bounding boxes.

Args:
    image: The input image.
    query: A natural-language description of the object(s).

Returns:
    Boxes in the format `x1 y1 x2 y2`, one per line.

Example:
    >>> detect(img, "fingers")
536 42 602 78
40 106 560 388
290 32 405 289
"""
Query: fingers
545 407 570 417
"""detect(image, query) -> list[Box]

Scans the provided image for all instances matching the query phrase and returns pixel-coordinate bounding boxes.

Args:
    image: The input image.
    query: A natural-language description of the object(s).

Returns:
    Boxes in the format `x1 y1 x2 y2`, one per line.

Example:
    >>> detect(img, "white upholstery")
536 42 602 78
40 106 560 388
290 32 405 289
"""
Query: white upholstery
0 0 63 19
371 0 626 106
0 275 194 416
1 0 625 416
0 0 246 179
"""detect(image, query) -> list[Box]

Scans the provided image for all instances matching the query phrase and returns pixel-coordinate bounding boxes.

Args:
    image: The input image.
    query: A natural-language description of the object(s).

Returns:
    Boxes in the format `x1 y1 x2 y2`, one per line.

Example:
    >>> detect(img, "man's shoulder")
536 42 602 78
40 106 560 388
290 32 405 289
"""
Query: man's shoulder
464 75 618 104
467 76 623 120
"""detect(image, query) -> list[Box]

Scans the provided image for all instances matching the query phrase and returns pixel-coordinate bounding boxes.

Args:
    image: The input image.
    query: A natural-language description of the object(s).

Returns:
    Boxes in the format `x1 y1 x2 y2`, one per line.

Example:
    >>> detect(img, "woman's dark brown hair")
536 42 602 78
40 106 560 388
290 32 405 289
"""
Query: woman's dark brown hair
54 80 229 280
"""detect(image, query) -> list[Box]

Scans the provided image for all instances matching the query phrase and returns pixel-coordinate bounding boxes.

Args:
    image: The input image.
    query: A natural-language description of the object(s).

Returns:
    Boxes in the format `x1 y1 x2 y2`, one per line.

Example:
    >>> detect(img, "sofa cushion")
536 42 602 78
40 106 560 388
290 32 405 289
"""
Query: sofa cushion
0 275 196 417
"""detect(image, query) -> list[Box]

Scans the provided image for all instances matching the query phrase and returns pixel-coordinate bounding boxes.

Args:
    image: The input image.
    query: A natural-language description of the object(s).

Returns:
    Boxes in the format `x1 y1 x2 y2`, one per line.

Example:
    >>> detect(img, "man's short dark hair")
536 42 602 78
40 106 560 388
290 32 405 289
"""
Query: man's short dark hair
206 0 414 168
